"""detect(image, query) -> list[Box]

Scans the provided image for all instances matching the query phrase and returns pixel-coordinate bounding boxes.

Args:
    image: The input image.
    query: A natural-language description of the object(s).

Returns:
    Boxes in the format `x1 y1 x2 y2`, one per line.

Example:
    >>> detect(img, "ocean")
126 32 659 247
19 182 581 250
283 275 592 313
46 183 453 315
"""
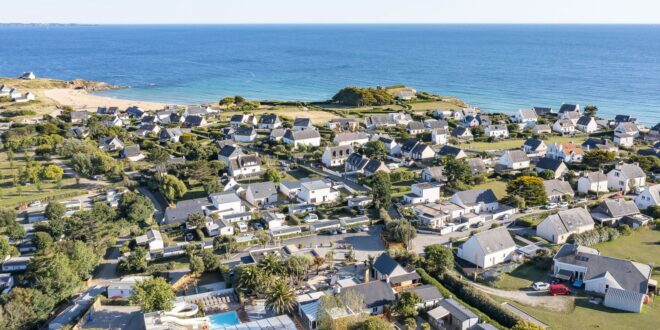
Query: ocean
0 24 659 125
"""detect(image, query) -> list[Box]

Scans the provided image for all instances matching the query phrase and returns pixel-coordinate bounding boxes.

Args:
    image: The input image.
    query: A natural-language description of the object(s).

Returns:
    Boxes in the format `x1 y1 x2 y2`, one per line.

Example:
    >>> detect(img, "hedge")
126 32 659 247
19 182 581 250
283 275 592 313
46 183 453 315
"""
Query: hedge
416 268 508 330
440 273 520 328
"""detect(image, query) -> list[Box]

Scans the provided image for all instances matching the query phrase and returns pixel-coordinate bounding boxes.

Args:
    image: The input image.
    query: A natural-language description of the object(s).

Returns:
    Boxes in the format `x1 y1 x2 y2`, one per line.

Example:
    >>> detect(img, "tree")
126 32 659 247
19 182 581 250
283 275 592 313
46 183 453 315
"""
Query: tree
234 95 246 104
538 169 556 180
385 220 417 246
161 174 187 203
583 150 615 168
332 87 394 107
189 255 205 275
363 141 387 160
65 240 99 280
424 244 454 276
630 155 660 172
219 96 235 108
286 254 313 284
394 291 422 320
506 176 547 207
313 256 325 274
0 208 17 227
237 264 263 294
0 235 12 259
118 247 148 274
200 249 221 271
258 253 284 277
263 168 282 183
357 316 392 330
27 249 81 301
45 202 66 221
203 179 223 195
41 164 64 181
370 172 392 209
265 279 296 315
118 192 155 224
32 232 54 250
71 153 93 178
0 288 56 330
187 213 206 229
441 157 472 188
130 277 175 312
512 321 546 330
583 105 598 117
148 148 171 178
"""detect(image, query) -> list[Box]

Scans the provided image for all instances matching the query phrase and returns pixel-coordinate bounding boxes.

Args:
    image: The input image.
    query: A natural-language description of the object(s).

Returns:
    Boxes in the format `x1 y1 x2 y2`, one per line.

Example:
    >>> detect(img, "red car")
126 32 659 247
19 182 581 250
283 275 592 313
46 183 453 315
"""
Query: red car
15 205 27 211
549 284 571 296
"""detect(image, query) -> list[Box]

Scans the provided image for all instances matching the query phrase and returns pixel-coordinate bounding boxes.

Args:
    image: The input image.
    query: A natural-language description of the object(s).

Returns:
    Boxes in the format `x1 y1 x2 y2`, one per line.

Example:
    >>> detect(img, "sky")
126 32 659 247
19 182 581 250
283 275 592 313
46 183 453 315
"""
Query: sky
1 0 659 24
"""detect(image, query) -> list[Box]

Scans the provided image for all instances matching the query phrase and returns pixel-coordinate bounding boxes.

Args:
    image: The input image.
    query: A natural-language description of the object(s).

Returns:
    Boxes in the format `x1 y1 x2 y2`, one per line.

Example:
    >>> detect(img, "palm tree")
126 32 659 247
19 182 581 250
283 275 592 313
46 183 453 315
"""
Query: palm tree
265 279 296 315
237 265 262 294
313 256 325 274
258 253 283 277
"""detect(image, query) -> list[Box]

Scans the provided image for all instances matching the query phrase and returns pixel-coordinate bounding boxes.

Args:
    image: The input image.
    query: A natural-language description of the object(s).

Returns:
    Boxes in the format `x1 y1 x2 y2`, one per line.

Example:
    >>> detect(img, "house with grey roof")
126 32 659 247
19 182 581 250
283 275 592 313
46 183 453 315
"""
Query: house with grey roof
402 284 443 309
535 157 568 179
558 103 580 114
437 145 466 159
293 117 314 131
635 184 660 210
450 127 473 141
576 116 598 133
497 150 529 170
552 244 654 312
552 118 576 134
283 129 321 148
577 171 609 194
269 128 286 142
230 113 256 128
257 114 282 129
484 124 509 139
70 111 89 124
407 121 426 134
333 132 369 146
513 108 538 125
466 158 489 175
126 106 145 118
457 227 516 268
531 124 551 135
536 207 594 243
326 118 360 131
523 138 547 156
297 179 339 205
607 162 646 193
340 280 396 315
450 189 499 213
245 181 277 207
99 136 124 152
590 198 642 226
121 145 145 162
234 126 257 142
581 138 618 153
345 153 389 177
422 166 445 183
134 123 161 137
428 298 479 330
543 179 574 203
322 145 353 167
160 127 188 143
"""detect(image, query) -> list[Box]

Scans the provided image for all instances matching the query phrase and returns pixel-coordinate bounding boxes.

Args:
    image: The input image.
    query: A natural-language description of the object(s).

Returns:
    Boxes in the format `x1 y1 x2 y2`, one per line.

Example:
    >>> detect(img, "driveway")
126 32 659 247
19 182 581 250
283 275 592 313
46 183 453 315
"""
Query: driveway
90 237 127 286
471 281 574 313
82 305 143 330
137 186 166 223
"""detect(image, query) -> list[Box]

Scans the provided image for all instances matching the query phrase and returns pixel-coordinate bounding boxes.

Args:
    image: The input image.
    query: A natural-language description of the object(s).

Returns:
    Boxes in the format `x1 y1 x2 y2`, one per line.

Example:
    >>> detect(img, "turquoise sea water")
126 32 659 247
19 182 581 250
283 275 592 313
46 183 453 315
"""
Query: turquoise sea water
0 24 659 124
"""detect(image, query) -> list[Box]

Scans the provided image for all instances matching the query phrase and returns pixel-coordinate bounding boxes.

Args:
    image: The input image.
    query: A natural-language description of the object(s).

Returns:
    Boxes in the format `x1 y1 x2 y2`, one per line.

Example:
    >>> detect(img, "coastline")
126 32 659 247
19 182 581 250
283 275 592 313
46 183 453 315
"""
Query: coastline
43 88 171 111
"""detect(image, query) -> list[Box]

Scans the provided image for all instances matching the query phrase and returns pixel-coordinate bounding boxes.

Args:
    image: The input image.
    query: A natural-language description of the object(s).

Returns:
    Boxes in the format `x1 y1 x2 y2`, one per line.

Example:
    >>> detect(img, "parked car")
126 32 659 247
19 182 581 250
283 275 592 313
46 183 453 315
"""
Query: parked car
252 223 264 230
303 214 319 223
549 284 571 296
532 282 550 291
544 203 558 209
15 205 28 211
337 227 347 234
359 225 369 232
28 200 42 207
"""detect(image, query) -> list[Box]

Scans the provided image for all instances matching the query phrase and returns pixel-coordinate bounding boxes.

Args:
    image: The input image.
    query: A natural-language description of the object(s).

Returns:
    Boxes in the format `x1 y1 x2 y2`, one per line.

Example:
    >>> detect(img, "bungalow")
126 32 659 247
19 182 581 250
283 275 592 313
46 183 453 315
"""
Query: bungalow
283 129 321 148
552 244 653 313
20 72 35 80
428 298 479 330
183 106 215 118
394 88 417 100
160 127 187 143
293 118 314 131
425 119 449 130
155 109 182 125
450 189 499 213
204 218 234 237
97 106 119 116
347 196 372 208
531 124 551 135
607 162 646 193
340 280 396 315
422 166 445 183
135 229 165 252
99 136 124 151
535 157 568 179
451 127 473 141
543 179 575 203
373 253 409 282
477 114 492 127
163 191 246 226
134 124 161 137
457 227 516 268
431 128 449 145
413 202 466 228
547 142 584 164
513 108 538 125
410 143 436 160
230 114 257 128
0 85 11 97
70 111 89 124
644 123 660 143
558 103 580 114
6 88 21 100
536 207 594 244
403 183 441 205
102 116 123 128
523 138 547 156
234 126 257 142
466 158 488 175
577 171 609 194
333 132 369 146
635 184 660 210
460 115 480 128
12 92 36 103
581 138 618 153
298 179 340 205
257 114 282 129
322 145 353 167
269 128 286 142
576 116 598 133
590 199 641 226
228 154 261 177
614 122 640 138
552 119 576 134
497 150 530 170
407 121 427 135
326 118 360 131
614 132 635 147
484 125 509 139
126 106 145 118
437 145 466 159
533 106 553 116
121 145 146 162
402 285 443 309
614 114 636 124
561 110 581 125
432 109 453 120
245 181 278 206
182 115 207 128
70 126 90 138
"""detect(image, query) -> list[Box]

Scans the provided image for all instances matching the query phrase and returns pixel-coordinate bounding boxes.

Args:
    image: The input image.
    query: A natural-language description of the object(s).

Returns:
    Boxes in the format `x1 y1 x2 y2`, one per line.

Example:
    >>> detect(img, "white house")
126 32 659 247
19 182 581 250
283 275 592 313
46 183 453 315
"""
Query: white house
107 276 149 299
536 207 594 244
613 132 635 147
99 136 124 151
204 218 234 237
234 127 257 142
523 138 547 156
484 125 509 139
121 145 146 162
403 183 441 205
552 119 576 134
614 122 640 138
607 163 646 193
293 118 314 131
13 92 36 103
321 145 353 167
535 157 568 179
457 228 516 268
577 171 609 194
135 229 165 252
513 108 538 125
543 179 575 203
428 298 479 330
547 142 584 164
230 114 257 128
297 179 340 205
450 189 499 213
245 181 278 207
257 114 282 129
635 185 660 210
576 116 598 133
228 154 261 177
497 150 530 170
333 132 369 146
431 128 448 145
283 129 321 148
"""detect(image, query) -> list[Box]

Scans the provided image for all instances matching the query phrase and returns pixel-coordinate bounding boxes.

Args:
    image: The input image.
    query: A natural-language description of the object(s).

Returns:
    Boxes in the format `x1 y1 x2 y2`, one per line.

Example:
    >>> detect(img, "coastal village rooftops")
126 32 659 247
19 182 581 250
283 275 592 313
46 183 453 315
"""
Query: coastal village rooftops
524 138 545 150
543 179 574 196
246 181 277 200
437 145 464 157
334 132 368 143
533 107 553 116
593 199 640 218
613 163 646 179
470 227 516 254
437 297 479 322
284 129 320 140
453 189 498 206
544 207 594 235
558 103 579 113
258 114 280 125
373 253 405 277
503 150 529 163
403 284 443 302
536 157 565 172
340 280 396 309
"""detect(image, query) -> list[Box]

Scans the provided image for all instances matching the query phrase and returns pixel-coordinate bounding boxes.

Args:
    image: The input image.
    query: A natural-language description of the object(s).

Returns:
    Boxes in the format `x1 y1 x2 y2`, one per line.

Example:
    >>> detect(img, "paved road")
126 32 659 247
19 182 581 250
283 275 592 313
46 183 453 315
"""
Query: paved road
137 186 166 223
82 305 143 330
300 164 369 194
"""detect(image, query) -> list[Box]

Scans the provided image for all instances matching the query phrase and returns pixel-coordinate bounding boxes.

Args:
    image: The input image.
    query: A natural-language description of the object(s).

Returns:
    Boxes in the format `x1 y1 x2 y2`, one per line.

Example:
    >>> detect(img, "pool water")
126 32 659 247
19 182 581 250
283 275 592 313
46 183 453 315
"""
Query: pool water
208 311 241 328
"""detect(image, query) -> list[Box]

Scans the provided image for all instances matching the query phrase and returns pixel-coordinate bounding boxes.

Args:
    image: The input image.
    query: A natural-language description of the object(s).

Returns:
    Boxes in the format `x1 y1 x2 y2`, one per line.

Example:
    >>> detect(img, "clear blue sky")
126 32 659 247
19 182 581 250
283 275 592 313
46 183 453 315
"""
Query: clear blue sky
1 0 659 24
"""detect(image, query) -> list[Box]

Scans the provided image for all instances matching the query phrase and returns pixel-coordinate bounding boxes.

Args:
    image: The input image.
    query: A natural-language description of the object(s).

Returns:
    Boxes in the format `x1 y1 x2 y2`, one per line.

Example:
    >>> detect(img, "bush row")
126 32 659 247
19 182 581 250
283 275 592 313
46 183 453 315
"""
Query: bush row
570 226 620 246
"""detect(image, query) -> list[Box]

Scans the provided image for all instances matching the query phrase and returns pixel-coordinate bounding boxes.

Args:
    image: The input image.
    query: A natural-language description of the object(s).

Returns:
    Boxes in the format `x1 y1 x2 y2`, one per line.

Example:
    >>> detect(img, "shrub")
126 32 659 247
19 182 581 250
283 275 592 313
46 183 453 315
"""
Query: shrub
570 226 620 246
618 224 633 236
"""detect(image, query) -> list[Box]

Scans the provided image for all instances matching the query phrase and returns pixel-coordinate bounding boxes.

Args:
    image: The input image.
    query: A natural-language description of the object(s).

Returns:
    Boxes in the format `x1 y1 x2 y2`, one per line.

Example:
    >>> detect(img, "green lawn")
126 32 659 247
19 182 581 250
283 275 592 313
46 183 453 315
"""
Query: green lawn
472 180 507 199
593 228 660 281
459 136 586 152
492 263 549 290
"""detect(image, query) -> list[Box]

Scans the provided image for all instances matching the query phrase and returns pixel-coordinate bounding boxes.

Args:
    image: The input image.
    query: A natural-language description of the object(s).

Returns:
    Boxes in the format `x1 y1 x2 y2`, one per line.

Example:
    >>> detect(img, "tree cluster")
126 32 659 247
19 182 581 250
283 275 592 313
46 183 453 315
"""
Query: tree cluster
332 87 394 107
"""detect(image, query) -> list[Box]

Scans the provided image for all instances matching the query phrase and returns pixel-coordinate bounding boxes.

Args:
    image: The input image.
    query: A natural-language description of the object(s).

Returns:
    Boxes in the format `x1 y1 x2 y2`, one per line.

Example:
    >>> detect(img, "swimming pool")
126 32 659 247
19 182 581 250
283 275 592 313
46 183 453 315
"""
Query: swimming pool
208 311 241 329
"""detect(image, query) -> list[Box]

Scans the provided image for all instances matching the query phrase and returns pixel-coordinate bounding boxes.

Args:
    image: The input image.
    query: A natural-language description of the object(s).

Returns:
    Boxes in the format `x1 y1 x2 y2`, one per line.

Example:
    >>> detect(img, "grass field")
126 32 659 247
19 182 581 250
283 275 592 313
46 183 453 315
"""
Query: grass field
407 99 465 112
492 263 549 290
0 152 91 208
458 136 586 152
472 180 508 199
593 228 660 281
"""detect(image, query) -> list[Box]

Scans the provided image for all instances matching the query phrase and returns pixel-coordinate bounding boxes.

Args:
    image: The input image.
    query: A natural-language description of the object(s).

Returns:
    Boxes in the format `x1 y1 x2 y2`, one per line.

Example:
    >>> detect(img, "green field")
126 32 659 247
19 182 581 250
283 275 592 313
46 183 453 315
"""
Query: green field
472 180 508 199
492 263 549 290
458 136 586 152
593 228 660 281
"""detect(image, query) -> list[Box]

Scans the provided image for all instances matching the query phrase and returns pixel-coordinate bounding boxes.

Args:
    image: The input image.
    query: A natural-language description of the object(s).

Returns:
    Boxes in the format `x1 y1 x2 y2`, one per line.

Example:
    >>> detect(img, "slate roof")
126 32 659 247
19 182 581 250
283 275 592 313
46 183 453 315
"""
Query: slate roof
532 124 551 132
407 121 425 131
533 107 553 116
454 189 498 205
340 280 396 309
543 179 574 197
184 115 204 126
559 104 579 113
554 244 651 293
543 207 594 235
373 253 402 276
247 181 277 200
437 298 478 322
577 116 595 126
594 199 640 218
466 158 487 173
424 166 445 181
284 129 320 141
451 127 472 137
425 119 449 129
121 145 142 158
536 157 565 172
617 122 639 133
616 163 645 179
403 284 443 302
470 227 515 254
258 114 279 125
219 145 241 159
438 145 463 157
504 150 529 163
399 139 418 154
164 197 212 225
235 126 256 137
364 159 386 174
334 132 368 143
411 143 432 155
293 118 313 127
581 138 615 151
519 108 538 120
325 145 353 159
389 271 422 285
582 171 607 183
524 138 545 150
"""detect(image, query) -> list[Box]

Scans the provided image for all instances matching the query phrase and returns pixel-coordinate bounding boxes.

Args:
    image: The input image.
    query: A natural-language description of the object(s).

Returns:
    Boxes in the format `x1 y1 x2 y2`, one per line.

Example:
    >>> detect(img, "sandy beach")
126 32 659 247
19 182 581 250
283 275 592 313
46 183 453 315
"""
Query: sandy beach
43 88 170 111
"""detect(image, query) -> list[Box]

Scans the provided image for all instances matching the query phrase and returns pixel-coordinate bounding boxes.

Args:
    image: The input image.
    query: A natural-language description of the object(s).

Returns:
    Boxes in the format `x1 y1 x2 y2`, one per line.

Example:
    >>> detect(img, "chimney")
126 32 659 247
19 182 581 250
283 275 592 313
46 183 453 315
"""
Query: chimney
364 267 370 283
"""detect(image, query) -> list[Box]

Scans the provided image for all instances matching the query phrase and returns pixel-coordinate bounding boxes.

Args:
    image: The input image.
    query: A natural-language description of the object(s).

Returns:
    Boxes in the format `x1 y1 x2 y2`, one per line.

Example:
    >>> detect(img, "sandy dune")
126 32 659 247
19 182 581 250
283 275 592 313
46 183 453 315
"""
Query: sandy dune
43 88 170 111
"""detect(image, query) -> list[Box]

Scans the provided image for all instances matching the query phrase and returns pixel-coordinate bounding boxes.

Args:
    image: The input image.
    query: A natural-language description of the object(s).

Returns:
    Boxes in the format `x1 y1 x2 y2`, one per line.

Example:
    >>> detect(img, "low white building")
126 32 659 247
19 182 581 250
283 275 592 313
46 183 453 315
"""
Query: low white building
333 132 369 146
107 276 149 299
135 229 165 252
576 116 598 133
403 183 441 205
536 207 594 244
484 125 509 139
283 129 321 148
497 150 530 170
577 171 609 194
297 179 340 205
431 128 448 145
547 142 584 164
552 119 576 134
457 227 516 268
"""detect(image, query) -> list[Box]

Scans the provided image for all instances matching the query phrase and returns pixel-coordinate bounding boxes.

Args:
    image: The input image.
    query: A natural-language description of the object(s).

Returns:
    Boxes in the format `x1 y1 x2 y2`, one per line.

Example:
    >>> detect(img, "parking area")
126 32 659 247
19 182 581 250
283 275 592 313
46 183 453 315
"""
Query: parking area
82 305 143 330
281 225 385 261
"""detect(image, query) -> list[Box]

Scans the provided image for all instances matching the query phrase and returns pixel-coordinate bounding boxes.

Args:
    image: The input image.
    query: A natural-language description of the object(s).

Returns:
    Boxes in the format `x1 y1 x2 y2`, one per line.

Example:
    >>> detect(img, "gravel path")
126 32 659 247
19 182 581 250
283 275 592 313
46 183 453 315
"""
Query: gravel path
472 282 574 313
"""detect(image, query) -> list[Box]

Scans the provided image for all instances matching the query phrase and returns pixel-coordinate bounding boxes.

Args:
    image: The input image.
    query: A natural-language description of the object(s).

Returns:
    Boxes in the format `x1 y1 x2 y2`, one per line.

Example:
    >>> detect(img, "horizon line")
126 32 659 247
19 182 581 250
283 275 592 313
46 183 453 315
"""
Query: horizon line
2 22 660 26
